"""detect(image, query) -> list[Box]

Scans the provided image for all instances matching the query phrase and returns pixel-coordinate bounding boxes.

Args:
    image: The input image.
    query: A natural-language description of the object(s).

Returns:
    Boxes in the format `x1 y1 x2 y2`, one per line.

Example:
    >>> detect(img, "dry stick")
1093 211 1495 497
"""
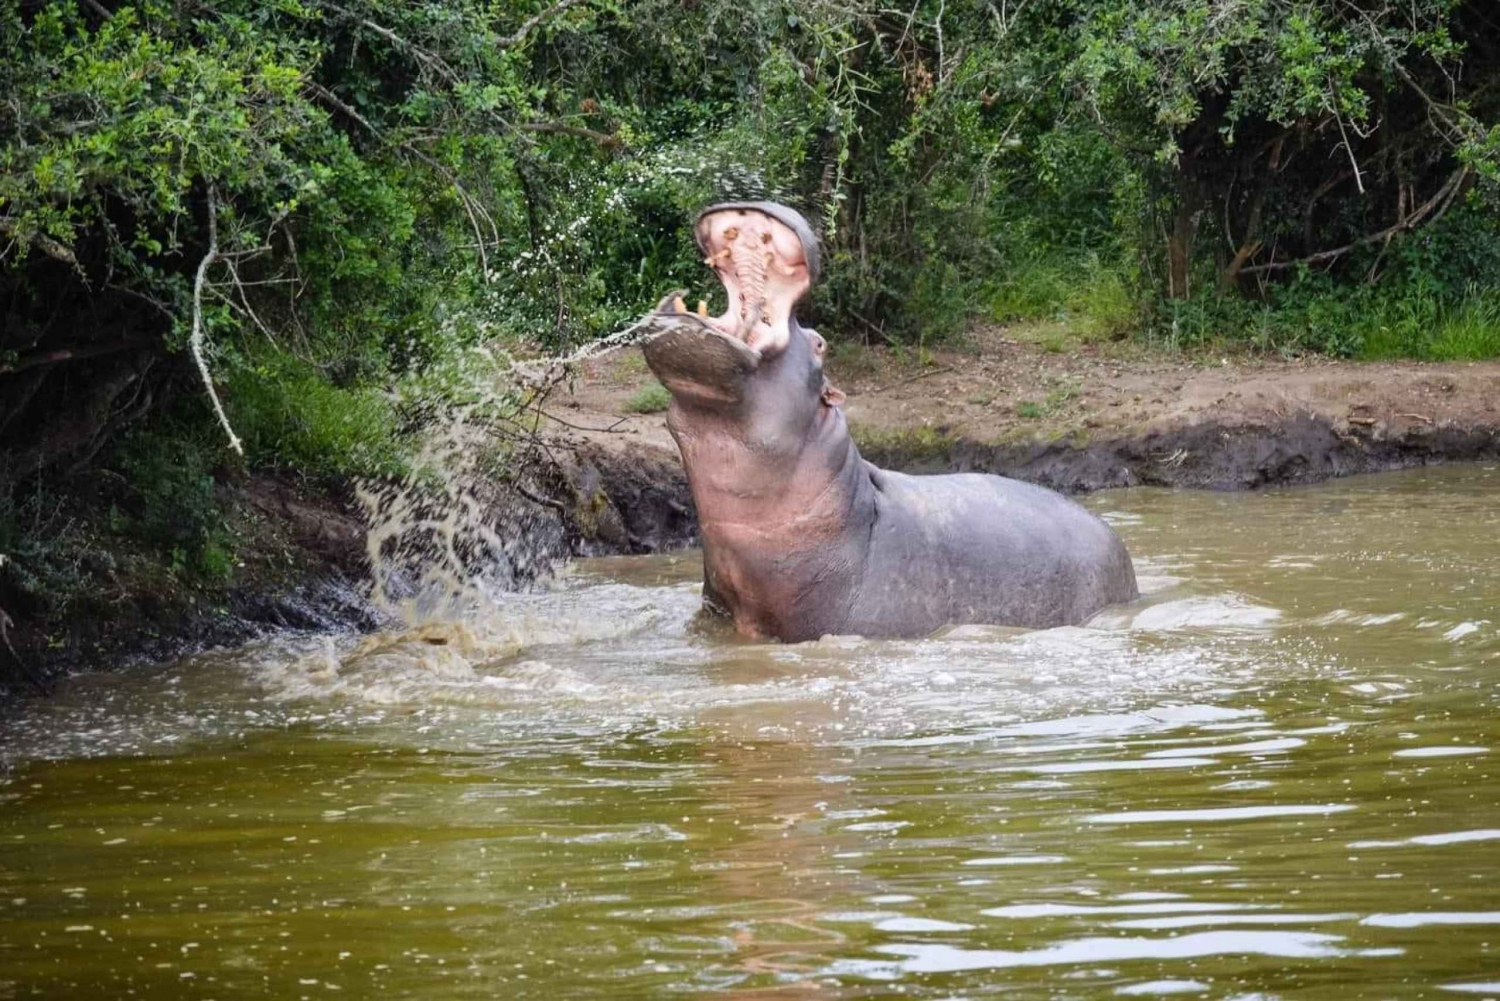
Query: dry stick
499 0 587 48
1241 166 1468 275
515 121 619 146
1329 76 1367 195
191 186 243 455
535 409 632 434
864 365 955 396
0 339 153 375
513 481 570 513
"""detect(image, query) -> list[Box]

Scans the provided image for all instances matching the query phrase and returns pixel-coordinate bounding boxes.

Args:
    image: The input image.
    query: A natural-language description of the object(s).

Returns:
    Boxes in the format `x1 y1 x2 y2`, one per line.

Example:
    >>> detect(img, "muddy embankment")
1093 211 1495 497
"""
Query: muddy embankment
9 331 1498 694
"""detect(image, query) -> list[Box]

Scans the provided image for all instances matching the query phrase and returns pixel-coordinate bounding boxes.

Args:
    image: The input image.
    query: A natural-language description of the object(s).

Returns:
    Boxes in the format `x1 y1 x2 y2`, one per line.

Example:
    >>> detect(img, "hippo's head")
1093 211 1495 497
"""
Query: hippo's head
641 202 844 446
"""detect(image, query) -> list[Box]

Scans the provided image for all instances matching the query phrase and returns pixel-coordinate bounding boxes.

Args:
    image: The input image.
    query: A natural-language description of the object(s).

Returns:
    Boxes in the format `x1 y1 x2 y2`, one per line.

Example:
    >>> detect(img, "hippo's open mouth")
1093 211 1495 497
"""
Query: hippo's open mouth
655 202 817 359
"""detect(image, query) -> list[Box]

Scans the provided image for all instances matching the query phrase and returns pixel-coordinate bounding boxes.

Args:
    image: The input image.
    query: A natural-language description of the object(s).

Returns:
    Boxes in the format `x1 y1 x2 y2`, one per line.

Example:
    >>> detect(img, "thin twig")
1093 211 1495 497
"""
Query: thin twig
0 339 152 374
513 481 570 512
535 409 633 434
862 365 955 395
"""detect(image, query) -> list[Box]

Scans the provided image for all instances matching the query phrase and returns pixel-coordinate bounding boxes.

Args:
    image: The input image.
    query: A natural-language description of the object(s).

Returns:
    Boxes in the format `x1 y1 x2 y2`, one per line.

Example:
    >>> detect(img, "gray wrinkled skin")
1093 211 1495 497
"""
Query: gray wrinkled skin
643 203 1138 641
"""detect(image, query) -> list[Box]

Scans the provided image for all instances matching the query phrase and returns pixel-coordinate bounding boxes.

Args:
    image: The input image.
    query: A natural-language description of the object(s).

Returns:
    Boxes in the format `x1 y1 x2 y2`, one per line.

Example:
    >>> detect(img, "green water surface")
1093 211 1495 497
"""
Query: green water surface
2 466 1498 999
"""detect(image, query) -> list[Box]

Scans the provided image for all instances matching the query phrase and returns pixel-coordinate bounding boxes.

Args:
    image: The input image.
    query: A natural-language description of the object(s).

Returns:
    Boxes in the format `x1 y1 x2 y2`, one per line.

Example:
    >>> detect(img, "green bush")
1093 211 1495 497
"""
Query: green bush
112 434 235 581
222 348 407 480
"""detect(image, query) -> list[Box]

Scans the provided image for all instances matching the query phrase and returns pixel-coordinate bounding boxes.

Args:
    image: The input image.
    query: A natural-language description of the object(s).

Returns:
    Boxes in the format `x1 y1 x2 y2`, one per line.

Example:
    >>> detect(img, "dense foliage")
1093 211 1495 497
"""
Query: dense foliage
1 0 1498 591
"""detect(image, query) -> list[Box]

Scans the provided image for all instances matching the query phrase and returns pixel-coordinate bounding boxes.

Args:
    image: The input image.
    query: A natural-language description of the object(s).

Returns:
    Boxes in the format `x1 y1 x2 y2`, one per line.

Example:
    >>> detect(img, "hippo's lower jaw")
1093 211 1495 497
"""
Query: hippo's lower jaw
641 297 761 407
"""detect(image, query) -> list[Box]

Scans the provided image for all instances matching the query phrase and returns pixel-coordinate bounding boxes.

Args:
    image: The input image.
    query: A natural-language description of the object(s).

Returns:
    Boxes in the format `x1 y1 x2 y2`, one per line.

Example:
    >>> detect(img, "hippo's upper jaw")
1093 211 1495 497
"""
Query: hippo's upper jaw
642 202 819 407
683 202 815 357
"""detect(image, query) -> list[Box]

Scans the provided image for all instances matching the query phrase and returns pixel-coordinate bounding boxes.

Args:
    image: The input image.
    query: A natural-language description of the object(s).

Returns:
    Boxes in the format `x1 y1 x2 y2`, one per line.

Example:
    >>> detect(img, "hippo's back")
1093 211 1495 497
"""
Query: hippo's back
847 466 1138 636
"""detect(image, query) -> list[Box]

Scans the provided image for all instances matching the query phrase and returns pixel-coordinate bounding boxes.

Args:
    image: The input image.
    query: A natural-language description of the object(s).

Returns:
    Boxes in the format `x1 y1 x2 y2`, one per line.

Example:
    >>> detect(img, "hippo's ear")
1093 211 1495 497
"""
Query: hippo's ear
820 378 847 408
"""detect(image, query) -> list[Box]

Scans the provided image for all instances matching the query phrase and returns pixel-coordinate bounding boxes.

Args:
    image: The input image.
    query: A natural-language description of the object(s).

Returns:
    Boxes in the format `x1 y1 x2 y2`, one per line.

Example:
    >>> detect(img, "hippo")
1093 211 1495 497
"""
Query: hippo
638 201 1138 641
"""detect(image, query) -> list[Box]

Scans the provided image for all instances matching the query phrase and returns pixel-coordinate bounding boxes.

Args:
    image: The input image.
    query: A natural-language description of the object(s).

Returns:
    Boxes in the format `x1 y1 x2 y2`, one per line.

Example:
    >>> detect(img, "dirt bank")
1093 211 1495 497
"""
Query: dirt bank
546 322 1500 498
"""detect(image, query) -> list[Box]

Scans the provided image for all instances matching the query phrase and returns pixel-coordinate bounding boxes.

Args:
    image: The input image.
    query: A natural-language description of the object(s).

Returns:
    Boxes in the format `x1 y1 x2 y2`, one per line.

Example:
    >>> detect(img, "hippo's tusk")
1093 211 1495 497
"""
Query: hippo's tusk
697 300 708 317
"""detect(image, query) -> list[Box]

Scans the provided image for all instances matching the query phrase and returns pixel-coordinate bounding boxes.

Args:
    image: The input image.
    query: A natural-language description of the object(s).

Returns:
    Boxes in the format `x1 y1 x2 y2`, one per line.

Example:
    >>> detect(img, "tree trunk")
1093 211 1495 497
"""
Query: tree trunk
1166 173 1202 300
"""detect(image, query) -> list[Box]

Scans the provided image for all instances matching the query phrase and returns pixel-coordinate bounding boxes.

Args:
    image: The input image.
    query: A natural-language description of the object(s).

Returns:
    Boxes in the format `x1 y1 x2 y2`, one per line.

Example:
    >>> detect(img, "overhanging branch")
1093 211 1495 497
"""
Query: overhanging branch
1242 166 1469 275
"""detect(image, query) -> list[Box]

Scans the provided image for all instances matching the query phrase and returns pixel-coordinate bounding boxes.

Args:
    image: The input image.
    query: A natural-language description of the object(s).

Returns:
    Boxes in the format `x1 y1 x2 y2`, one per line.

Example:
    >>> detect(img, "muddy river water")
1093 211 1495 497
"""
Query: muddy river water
3 466 1498 999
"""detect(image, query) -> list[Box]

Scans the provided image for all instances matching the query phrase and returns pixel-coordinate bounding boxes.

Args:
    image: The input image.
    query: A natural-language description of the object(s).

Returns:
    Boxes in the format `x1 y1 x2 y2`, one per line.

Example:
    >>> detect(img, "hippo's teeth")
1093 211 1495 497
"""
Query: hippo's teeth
761 231 772 244
697 300 708 317
673 296 687 314
723 226 739 241
704 248 731 267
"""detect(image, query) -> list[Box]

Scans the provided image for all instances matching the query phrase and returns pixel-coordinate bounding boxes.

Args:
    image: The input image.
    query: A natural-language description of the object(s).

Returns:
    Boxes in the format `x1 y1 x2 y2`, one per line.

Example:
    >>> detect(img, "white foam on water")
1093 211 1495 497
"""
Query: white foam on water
1393 746 1489 759
1087 804 1355 824
1349 829 1500 850
1362 912 1500 928
1115 596 1282 632
1440 983 1500 994
861 930 1357 973
1117 980 1211 996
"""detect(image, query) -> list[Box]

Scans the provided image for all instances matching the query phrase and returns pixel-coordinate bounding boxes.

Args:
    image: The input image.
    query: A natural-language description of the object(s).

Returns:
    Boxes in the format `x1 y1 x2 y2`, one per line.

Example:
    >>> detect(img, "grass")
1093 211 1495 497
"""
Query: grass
1360 286 1500 361
624 382 672 414
1014 379 1081 421
983 246 1500 363
988 254 1137 342
849 423 958 464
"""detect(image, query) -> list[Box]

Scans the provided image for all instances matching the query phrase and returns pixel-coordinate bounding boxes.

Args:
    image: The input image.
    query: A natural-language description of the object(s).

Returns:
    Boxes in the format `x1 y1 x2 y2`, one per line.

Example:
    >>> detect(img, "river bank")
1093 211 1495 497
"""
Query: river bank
6 327 1498 694
553 323 1500 494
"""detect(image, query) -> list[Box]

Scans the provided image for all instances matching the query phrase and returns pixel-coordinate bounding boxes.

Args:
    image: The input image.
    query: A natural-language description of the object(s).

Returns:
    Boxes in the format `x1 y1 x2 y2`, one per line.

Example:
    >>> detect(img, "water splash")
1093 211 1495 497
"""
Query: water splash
354 313 673 627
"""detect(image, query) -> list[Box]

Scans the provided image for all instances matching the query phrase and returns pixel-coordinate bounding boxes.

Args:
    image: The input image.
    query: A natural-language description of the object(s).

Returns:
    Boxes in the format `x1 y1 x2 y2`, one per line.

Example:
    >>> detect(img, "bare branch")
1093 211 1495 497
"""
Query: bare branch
321 2 462 85
1329 76 1366 195
307 81 379 135
190 186 244 456
499 0 586 48
515 121 621 147
1243 166 1469 275
0 218 79 269
0 339 152 375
